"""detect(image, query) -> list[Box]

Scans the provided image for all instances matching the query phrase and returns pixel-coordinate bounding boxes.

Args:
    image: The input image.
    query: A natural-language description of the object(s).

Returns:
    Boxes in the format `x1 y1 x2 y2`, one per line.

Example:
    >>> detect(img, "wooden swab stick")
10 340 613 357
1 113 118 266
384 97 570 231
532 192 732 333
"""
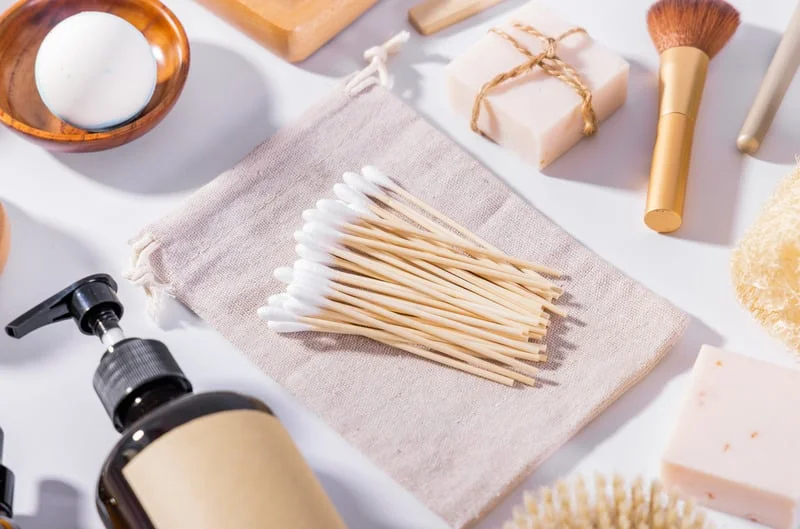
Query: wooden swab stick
337 232 554 290
374 246 545 321
360 249 541 329
361 167 563 276
350 219 553 317
313 237 533 324
330 188 563 310
297 233 496 311
293 303 538 386
357 169 566 305
315 272 529 339
334 214 560 277
330 281 542 351
290 281 540 375
326 190 563 309
315 265 492 321
297 285 540 377
343 187 561 291
265 312 515 386
347 173 563 280
297 247 534 329
307 221 553 292
295 261 531 336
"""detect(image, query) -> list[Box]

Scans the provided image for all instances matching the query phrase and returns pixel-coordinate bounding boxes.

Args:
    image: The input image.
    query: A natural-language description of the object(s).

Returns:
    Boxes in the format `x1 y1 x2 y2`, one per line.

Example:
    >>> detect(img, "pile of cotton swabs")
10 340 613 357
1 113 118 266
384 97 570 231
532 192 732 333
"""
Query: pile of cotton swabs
258 166 565 387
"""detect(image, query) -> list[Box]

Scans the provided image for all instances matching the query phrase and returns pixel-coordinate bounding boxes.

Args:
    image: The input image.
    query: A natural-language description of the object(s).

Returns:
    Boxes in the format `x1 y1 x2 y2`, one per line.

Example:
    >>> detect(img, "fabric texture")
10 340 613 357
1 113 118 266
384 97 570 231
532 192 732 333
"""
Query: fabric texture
127 83 689 529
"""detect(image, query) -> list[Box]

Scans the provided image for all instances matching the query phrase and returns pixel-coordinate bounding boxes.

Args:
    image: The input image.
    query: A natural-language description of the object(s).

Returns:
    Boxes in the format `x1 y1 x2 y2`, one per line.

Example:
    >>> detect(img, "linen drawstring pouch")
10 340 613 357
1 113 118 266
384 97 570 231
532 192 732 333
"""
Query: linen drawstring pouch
126 34 689 529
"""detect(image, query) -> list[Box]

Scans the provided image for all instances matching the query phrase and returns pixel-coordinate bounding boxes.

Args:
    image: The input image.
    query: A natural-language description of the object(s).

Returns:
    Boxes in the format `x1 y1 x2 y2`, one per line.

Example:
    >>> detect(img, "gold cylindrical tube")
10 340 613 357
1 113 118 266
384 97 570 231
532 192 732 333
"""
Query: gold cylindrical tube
645 46 709 233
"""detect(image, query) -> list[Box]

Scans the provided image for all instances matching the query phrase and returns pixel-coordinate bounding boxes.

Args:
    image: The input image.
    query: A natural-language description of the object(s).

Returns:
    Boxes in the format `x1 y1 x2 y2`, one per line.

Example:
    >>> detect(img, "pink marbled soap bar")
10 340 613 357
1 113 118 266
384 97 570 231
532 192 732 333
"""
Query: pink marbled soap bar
445 1 629 169
662 345 800 528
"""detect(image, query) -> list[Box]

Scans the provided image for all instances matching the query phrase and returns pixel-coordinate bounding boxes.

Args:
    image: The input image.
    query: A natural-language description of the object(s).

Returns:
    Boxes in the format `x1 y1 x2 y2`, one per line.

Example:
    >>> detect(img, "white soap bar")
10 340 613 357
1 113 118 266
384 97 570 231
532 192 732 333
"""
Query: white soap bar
445 1 629 169
662 345 800 528
35 12 157 131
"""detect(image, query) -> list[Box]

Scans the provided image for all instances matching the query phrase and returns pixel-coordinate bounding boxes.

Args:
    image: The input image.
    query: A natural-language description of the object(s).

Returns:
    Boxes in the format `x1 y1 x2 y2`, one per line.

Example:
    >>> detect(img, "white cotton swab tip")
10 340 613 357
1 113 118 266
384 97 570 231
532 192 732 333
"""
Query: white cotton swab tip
295 259 334 278
294 230 338 252
291 266 330 288
301 209 321 224
295 244 334 265
267 293 290 307
257 306 296 322
333 183 371 214
267 321 314 333
361 166 395 189
343 172 384 199
316 199 363 222
293 268 332 291
273 267 295 285
284 296 323 317
302 222 343 246
306 208 348 229
287 280 332 305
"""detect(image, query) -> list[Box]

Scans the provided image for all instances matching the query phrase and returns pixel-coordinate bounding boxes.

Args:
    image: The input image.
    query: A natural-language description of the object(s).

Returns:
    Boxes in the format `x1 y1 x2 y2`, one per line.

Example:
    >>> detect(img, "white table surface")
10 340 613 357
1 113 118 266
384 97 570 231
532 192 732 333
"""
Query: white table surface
0 0 796 527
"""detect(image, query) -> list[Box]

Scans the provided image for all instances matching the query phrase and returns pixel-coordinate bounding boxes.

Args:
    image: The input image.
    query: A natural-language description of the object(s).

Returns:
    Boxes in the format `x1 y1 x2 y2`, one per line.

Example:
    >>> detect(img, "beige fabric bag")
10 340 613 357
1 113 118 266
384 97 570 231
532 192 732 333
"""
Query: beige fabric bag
126 49 688 528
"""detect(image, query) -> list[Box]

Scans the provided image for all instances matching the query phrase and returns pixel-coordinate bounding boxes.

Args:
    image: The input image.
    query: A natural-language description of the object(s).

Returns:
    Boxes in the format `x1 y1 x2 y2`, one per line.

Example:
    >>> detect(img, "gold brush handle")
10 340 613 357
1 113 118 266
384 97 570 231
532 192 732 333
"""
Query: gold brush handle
645 47 709 234
645 114 695 233
737 1 800 154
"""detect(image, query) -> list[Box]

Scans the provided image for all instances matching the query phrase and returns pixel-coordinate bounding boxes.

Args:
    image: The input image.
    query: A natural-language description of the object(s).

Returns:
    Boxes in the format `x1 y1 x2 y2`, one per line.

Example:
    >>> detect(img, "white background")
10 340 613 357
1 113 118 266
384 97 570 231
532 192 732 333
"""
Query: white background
0 0 796 527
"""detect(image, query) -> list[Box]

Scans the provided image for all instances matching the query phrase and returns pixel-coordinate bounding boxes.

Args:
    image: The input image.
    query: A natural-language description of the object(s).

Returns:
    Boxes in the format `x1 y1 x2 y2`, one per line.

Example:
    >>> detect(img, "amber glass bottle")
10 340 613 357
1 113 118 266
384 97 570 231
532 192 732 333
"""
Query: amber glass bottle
7 274 348 529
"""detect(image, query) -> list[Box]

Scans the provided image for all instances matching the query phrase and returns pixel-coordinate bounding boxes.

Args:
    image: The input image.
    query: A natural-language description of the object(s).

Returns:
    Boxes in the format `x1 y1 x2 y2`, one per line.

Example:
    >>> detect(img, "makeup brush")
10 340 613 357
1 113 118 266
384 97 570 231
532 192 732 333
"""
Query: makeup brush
644 0 740 233
737 1 800 154
504 474 711 529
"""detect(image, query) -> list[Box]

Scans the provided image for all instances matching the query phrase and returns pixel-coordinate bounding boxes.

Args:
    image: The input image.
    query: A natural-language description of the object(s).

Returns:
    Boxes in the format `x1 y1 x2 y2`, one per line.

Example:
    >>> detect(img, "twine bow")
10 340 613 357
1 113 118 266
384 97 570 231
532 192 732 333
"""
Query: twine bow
471 22 598 139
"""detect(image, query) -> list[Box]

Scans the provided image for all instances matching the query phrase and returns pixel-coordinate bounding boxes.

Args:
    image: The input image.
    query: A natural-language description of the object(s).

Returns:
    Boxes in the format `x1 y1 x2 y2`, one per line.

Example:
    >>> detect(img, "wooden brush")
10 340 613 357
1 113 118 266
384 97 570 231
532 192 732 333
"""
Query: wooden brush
644 0 740 233
504 474 712 529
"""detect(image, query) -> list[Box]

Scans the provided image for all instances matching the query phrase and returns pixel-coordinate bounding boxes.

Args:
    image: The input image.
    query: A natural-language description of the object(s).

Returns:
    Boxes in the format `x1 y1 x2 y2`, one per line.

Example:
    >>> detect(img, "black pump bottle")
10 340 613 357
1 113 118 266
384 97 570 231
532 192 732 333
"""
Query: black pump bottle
6 274 348 529
0 429 18 529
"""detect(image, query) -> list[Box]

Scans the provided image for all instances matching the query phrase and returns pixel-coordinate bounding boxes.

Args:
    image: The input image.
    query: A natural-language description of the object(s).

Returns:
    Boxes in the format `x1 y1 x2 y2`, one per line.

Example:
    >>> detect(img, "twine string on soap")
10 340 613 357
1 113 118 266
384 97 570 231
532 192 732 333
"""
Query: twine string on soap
470 22 598 139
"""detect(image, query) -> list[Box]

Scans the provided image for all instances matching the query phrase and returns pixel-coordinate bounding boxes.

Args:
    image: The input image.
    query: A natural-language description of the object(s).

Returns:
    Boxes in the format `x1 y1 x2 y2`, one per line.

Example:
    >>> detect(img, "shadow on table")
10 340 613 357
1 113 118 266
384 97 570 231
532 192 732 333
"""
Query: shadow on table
473 316 722 528
16 479 85 529
0 202 102 365
51 42 275 195
316 471 442 529
300 2 450 103
543 59 656 191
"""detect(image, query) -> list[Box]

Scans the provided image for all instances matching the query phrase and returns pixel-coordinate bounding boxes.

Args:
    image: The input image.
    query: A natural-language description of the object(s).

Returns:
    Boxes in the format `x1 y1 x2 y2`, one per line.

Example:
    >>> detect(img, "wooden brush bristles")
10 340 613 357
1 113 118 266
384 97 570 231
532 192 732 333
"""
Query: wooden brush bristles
504 475 711 529
647 0 740 58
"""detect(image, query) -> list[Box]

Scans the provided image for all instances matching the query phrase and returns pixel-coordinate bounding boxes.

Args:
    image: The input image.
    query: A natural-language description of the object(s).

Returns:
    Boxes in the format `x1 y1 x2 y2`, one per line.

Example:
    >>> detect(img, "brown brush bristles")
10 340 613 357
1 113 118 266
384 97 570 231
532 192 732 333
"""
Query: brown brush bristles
647 0 740 58
503 474 712 529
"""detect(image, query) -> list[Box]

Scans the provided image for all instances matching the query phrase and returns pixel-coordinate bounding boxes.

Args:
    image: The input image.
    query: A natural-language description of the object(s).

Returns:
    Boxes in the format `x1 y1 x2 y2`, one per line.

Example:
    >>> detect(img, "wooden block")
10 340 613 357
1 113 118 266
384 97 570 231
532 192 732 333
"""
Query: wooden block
194 0 378 62
0 203 9 275
409 0 505 36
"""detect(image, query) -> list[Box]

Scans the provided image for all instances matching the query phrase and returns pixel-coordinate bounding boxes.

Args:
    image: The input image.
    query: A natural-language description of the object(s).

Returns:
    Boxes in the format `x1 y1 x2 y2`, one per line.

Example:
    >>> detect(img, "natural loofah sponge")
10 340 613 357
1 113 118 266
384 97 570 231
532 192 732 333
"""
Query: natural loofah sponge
731 164 800 353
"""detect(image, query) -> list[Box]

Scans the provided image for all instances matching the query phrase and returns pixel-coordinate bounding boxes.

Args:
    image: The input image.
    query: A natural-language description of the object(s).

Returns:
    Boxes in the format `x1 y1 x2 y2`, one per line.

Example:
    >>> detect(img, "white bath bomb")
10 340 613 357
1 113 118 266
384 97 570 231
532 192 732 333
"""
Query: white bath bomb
35 12 158 131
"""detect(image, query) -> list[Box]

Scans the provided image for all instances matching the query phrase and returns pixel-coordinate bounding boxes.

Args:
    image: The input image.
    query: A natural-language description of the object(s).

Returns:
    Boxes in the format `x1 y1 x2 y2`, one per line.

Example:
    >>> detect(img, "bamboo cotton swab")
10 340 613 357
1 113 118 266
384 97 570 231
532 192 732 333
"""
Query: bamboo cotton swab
259 166 567 387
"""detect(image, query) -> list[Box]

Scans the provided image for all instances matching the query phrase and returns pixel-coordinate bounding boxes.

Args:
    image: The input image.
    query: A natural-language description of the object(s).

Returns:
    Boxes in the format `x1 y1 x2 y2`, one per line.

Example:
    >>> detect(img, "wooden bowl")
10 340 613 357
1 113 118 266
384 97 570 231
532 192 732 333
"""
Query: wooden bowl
0 0 190 152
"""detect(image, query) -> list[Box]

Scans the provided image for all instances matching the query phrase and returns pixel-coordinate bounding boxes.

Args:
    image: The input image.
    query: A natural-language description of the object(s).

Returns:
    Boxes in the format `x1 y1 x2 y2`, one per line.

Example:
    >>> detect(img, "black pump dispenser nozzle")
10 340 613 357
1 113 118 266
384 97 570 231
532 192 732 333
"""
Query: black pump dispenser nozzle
5 274 124 343
6 274 192 432
0 429 14 518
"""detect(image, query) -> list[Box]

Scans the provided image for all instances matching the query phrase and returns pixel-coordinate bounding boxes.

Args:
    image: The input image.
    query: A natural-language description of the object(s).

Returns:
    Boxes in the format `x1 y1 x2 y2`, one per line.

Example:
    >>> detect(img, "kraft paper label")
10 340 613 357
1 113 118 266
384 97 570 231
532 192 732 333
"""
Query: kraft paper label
123 409 346 529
